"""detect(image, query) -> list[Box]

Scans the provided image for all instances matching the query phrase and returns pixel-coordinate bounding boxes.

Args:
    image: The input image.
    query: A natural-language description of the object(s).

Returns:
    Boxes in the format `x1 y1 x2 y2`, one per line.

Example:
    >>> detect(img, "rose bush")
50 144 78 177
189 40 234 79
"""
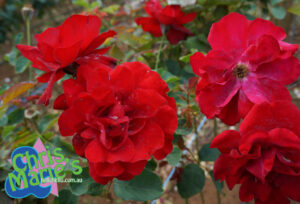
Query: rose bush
211 101 300 204
191 12 300 125
54 61 178 184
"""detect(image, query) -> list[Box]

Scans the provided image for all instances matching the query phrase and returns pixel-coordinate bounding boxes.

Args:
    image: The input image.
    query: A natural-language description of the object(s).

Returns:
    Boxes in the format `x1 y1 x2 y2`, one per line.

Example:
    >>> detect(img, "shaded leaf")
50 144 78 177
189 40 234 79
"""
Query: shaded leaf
166 146 182 166
198 143 220 161
177 164 205 198
15 56 30 73
270 6 286 19
70 167 103 196
54 189 78 204
114 169 163 201
209 171 224 193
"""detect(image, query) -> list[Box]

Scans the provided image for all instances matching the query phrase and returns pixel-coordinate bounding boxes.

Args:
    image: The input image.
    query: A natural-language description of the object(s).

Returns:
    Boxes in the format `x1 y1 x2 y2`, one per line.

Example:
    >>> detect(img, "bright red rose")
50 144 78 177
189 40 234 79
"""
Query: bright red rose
191 12 300 125
211 101 300 204
135 0 196 44
17 14 117 105
55 61 178 184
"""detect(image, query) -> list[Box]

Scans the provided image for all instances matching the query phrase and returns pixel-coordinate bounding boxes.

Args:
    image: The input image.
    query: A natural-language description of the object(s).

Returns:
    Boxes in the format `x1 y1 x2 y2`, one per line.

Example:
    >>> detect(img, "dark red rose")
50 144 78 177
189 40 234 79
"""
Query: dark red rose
211 101 300 204
17 14 117 105
191 12 300 125
55 61 178 184
135 0 196 44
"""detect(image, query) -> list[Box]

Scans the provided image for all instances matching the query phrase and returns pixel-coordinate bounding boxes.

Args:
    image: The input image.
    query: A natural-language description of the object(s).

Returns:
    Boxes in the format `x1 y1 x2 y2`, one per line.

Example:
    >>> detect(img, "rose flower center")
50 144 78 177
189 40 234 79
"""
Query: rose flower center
233 64 249 78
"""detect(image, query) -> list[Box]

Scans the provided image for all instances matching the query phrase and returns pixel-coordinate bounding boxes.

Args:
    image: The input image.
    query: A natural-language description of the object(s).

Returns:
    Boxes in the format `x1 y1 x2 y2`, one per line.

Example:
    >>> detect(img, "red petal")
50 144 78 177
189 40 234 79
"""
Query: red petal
135 17 162 37
145 0 163 17
53 94 68 110
59 15 101 51
153 105 178 135
131 121 165 161
242 76 291 104
242 35 280 68
82 30 116 55
247 18 286 45
167 25 190 44
240 101 300 136
85 139 135 163
208 12 248 54
255 56 300 85
211 130 241 153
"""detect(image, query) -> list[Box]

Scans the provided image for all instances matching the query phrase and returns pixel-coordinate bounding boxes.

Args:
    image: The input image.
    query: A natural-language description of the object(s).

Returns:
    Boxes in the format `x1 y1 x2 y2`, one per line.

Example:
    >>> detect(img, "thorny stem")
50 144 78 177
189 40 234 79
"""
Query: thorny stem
213 118 217 137
26 18 32 81
217 190 221 204
155 34 165 70
200 191 205 204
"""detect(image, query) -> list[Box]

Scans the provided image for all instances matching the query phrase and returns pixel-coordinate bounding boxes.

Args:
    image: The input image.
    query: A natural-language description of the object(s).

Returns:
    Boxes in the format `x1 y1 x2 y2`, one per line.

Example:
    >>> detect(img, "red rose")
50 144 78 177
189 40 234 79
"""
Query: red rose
191 12 300 125
55 61 178 184
211 101 300 204
135 0 196 44
17 14 117 105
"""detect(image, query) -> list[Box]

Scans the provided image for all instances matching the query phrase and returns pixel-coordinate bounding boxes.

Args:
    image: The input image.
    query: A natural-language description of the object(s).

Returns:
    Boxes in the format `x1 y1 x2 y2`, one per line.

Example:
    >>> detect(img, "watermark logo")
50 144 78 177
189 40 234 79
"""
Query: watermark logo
5 138 82 199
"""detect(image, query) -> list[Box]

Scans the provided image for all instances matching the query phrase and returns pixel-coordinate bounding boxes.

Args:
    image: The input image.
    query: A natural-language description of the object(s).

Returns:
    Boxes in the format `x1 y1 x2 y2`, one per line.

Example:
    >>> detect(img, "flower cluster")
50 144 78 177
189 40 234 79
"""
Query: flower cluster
135 0 196 44
55 61 178 184
192 13 300 204
17 14 178 184
211 101 300 204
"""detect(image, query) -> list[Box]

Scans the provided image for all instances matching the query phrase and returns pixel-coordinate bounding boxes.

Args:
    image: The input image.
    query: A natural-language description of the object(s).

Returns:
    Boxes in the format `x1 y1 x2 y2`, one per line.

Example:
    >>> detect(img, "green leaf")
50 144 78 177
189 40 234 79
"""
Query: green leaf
145 158 157 171
1 125 16 139
69 167 103 196
4 48 18 66
54 189 78 204
0 114 8 127
166 146 182 166
177 164 205 198
179 54 193 63
288 3 300 16
102 4 120 14
15 56 30 73
7 109 24 125
270 6 286 19
38 114 58 133
14 33 24 44
114 169 163 201
270 0 283 6
209 171 224 193
198 143 220 161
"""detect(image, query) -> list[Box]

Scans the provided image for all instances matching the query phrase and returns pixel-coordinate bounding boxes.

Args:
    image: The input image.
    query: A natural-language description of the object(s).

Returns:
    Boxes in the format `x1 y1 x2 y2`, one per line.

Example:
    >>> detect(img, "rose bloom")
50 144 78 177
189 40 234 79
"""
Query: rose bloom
17 14 116 105
191 12 300 125
54 61 178 184
135 0 196 44
211 101 300 204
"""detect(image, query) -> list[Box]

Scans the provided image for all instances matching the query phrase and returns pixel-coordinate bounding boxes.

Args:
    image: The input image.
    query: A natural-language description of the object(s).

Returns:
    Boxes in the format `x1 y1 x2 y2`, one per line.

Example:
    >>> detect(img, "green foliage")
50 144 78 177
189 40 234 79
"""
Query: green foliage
69 167 103 196
114 169 163 201
288 3 300 16
270 5 286 19
177 164 205 198
166 146 182 166
198 143 220 161
209 171 224 193
54 189 78 204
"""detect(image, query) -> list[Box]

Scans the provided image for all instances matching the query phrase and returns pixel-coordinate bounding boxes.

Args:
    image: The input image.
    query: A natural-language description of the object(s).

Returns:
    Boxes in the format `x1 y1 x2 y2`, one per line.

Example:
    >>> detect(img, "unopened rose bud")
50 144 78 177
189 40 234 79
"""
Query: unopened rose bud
21 4 34 21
